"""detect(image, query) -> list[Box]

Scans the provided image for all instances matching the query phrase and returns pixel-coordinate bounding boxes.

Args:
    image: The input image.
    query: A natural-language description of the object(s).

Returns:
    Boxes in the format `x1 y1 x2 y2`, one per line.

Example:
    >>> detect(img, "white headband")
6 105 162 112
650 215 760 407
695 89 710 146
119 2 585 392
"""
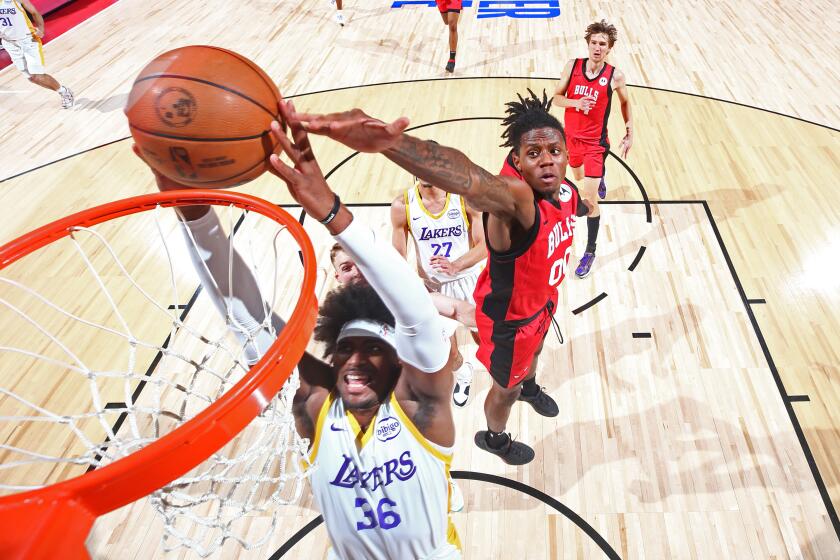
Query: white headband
337 319 396 349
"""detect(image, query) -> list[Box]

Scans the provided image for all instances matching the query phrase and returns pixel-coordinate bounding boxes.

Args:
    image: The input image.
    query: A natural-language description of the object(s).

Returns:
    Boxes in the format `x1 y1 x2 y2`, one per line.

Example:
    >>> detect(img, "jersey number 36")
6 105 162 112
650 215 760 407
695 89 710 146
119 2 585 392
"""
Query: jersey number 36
355 497 402 531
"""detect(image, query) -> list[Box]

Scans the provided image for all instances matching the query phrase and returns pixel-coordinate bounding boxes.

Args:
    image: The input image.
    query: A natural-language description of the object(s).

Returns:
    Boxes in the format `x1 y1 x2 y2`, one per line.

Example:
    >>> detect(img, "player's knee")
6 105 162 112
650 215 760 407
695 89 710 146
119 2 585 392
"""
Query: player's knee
490 381 520 405
448 21 458 32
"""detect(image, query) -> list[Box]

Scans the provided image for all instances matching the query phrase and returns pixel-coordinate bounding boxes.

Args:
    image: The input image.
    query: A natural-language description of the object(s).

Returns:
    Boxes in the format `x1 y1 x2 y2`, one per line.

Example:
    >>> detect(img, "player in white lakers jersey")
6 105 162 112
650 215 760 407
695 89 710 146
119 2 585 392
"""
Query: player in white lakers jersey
391 170 485 408
136 104 463 558
0 0 73 107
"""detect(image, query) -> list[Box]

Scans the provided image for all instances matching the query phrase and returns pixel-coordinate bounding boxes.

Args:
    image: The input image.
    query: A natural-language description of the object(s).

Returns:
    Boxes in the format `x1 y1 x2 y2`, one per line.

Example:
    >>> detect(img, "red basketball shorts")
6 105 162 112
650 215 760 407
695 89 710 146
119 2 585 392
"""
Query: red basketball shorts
567 136 607 178
475 300 555 389
436 0 462 13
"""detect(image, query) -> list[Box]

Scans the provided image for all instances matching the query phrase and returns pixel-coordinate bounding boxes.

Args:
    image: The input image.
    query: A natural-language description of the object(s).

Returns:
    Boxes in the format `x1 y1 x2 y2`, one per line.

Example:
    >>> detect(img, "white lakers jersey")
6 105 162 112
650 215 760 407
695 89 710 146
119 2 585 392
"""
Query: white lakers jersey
404 186 482 284
0 0 35 41
308 392 461 560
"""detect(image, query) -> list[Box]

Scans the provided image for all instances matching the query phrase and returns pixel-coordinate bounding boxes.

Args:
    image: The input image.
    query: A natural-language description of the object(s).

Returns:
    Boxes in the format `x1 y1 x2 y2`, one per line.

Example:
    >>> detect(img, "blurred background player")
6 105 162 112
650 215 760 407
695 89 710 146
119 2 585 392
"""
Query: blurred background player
329 0 345 26
294 90 581 465
330 242 476 330
390 162 486 408
436 0 461 72
552 19 633 278
0 0 73 108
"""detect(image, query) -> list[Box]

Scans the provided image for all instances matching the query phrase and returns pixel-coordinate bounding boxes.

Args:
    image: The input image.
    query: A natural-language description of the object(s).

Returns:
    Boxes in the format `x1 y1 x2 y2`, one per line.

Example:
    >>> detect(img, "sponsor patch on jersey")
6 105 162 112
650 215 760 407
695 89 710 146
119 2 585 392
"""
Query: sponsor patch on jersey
375 416 401 442
447 208 460 219
558 183 572 203
598 76 608 87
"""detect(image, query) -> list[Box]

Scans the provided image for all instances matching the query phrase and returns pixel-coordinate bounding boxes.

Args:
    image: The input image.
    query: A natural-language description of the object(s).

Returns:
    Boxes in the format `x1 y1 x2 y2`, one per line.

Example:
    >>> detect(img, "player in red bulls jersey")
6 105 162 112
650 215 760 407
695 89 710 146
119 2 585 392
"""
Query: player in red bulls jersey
552 20 634 278
294 90 590 465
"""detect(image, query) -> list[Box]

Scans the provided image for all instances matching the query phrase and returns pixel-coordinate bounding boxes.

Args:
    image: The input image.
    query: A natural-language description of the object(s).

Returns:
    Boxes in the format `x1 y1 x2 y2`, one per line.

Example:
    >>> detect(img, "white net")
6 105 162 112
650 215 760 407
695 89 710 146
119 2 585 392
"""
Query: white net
0 202 313 557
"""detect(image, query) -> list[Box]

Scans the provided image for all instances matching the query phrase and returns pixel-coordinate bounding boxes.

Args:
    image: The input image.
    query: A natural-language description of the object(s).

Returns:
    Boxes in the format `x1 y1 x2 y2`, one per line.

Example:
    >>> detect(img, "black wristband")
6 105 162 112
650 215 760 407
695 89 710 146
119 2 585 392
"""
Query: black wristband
319 193 341 225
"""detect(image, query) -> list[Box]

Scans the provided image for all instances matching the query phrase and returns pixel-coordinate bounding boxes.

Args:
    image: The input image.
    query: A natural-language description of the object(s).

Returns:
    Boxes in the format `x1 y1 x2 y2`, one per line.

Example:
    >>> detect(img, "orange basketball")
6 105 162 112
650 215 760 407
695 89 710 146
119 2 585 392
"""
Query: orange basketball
125 46 281 188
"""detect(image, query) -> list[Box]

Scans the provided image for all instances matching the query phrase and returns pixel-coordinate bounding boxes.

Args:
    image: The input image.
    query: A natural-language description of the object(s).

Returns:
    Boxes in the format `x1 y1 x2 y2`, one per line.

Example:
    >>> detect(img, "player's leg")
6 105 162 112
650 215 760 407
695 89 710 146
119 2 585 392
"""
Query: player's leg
7 37 74 108
446 275 477 407
575 144 604 278
515 338 558 416
330 0 345 25
444 10 460 73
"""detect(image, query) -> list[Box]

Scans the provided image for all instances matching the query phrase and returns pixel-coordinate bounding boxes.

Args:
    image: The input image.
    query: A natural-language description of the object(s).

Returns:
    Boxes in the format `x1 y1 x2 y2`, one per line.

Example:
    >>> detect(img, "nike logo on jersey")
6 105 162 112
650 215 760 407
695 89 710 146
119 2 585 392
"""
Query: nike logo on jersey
412 216 421 220
330 422 345 432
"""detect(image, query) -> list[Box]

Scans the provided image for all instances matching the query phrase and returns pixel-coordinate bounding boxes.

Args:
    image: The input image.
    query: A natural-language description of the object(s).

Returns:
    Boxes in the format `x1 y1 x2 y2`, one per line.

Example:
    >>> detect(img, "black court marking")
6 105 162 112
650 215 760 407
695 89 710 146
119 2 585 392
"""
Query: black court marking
702 200 840 539
104 402 125 410
132 74 277 119
167 304 188 310
632 332 652 339
628 245 646 271
572 292 608 315
788 395 811 403
269 470 622 560
608 152 652 223
86 286 203 472
747 298 766 305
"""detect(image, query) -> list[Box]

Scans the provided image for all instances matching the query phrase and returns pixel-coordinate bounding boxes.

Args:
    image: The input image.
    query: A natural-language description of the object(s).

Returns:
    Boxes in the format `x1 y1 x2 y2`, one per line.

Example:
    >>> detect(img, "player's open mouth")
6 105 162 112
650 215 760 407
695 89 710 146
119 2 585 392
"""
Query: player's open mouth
344 372 372 389
540 173 556 184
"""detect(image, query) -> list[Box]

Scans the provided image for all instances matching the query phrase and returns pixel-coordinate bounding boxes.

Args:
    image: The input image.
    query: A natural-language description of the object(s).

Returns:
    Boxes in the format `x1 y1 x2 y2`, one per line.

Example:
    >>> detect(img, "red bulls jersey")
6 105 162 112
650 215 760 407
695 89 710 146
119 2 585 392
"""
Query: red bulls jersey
564 58 616 146
473 181 577 324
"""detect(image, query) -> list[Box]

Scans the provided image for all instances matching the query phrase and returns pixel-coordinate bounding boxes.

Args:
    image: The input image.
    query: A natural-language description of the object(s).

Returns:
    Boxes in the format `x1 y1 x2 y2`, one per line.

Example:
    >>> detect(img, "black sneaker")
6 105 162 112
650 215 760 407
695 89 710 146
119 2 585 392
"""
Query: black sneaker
445 59 455 73
517 386 559 417
474 431 535 465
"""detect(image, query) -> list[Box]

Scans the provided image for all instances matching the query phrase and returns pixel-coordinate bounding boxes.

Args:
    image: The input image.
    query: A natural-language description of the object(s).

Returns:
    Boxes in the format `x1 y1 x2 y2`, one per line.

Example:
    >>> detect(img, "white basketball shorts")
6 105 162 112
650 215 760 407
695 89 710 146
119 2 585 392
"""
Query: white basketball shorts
1 35 45 75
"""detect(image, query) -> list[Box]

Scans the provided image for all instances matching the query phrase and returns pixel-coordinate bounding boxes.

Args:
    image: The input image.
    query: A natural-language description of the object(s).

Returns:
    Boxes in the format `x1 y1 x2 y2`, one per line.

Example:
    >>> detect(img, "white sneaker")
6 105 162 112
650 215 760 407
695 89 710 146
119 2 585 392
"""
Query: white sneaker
449 478 464 513
59 86 74 109
334 11 345 26
452 361 474 408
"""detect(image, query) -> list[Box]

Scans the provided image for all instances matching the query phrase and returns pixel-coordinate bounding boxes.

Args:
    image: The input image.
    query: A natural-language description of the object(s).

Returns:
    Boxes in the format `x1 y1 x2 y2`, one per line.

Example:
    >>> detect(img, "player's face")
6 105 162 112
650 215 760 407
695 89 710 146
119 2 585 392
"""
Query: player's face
333 251 366 285
512 128 568 195
587 33 611 62
333 336 400 410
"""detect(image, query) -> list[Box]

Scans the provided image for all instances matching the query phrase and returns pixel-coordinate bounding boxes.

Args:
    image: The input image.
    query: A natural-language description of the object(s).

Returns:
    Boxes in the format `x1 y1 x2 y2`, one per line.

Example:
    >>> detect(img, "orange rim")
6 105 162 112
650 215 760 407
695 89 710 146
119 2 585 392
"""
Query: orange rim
0 190 318 558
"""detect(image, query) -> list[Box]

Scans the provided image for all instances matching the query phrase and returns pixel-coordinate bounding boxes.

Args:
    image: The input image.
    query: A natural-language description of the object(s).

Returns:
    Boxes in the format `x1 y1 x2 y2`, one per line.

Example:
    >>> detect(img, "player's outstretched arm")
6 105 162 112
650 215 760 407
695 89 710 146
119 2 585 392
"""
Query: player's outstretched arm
290 105 534 226
270 102 455 403
133 146 334 440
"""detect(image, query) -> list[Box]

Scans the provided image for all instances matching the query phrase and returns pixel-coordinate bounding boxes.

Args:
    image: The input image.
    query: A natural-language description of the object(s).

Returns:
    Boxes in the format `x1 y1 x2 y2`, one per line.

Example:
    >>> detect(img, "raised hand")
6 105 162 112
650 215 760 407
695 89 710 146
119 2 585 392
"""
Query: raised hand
269 100 350 232
289 106 410 154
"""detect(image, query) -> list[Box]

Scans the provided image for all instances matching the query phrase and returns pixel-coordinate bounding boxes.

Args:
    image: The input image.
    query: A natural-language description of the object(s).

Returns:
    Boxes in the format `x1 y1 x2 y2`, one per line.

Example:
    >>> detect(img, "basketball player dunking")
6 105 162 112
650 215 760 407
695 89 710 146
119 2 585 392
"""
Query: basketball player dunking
552 19 634 278
135 105 463 558
391 164 486 408
0 0 73 108
294 90 589 465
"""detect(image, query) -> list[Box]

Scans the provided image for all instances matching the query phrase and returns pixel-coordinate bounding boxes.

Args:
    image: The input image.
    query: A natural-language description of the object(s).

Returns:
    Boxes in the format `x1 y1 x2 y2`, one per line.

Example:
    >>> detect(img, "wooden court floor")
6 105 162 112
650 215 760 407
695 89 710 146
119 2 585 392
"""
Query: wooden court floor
1 1 838 558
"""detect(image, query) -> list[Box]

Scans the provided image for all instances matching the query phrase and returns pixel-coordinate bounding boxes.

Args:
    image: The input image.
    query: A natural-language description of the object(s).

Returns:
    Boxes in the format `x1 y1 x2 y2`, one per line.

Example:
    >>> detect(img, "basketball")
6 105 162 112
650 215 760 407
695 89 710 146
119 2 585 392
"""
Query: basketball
125 46 281 188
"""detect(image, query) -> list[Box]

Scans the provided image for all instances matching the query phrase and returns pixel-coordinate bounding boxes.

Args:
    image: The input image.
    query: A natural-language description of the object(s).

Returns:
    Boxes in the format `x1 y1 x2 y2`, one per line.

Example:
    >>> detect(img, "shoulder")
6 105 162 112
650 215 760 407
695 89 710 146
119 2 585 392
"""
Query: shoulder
390 196 409 228
391 192 407 209
611 67 627 87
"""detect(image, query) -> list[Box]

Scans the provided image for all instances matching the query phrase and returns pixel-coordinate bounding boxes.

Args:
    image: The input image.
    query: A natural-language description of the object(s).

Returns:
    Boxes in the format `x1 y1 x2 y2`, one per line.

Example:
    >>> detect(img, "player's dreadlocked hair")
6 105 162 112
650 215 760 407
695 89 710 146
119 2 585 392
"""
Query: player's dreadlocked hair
314 282 395 359
500 89 564 150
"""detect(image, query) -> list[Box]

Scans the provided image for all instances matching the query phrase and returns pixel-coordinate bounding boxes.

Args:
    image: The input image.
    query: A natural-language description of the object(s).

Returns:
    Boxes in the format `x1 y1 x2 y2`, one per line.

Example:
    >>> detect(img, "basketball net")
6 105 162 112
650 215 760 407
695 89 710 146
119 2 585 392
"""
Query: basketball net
0 192 317 558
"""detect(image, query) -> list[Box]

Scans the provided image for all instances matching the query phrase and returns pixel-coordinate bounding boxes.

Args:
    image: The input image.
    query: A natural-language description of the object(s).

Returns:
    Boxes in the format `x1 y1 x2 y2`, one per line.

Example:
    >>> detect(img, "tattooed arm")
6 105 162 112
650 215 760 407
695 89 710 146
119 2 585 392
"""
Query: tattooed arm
293 105 535 228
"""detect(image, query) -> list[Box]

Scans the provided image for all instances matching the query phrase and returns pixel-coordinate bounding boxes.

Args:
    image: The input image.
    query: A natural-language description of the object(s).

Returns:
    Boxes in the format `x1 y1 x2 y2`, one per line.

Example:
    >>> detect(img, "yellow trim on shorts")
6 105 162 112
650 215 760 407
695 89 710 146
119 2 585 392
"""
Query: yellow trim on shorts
390 394 453 464
36 36 44 66
307 392 334 463
415 185 450 220
447 516 462 551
